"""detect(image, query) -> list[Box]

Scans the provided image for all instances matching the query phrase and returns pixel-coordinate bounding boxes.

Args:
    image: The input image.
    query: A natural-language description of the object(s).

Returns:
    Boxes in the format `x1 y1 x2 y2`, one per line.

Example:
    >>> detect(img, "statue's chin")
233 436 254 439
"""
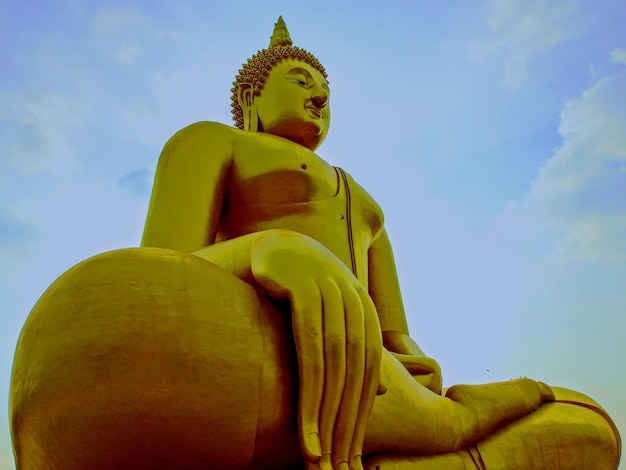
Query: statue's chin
263 120 327 150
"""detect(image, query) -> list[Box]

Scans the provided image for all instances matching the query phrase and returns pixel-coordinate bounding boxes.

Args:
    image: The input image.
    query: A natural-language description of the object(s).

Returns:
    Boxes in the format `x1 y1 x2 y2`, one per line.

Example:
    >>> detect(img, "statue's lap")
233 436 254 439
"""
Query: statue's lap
10 247 621 469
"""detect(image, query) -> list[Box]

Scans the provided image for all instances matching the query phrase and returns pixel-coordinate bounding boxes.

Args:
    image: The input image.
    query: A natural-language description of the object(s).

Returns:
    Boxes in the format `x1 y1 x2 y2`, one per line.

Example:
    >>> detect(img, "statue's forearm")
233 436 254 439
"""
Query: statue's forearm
382 330 426 357
368 230 411 335
192 233 260 285
192 229 314 289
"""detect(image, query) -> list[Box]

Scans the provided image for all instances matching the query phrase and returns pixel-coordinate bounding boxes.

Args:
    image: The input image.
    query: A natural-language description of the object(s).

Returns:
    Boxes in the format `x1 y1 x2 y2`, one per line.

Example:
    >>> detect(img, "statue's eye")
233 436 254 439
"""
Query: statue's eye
287 77 310 88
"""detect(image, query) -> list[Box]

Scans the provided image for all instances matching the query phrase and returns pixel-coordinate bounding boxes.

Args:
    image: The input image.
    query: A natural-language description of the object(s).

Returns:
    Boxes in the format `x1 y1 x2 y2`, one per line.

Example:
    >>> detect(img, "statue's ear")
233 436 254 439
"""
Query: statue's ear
237 83 255 108
237 83 258 132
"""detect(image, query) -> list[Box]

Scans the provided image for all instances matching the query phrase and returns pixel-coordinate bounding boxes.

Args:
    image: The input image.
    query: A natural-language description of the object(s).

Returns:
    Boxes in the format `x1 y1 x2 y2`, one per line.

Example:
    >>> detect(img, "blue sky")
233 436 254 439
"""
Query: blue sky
1 0 625 467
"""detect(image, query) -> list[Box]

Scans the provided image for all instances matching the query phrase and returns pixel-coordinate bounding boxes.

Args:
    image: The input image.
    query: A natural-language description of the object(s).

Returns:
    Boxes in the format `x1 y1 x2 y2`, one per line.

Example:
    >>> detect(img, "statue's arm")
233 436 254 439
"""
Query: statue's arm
368 229 442 393
368 229 420 351
197 229 383 470
141 121 233 251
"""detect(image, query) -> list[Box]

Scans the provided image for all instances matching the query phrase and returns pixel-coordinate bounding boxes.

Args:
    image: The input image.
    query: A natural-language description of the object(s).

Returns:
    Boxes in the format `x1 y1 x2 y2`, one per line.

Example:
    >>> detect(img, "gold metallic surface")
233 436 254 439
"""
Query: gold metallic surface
10 16 621 470
231 16 327 130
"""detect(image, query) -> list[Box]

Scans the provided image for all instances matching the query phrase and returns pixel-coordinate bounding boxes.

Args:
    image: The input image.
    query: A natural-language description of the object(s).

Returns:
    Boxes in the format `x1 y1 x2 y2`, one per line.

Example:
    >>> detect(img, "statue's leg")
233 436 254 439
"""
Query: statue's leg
10 248 301 470
473 387 621 470
363 353 555 457
363 384 621 469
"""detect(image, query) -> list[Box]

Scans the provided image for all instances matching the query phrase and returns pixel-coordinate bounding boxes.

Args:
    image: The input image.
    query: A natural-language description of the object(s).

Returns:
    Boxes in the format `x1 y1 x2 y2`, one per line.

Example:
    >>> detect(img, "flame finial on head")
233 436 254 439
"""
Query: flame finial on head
230 16 328 130
269 16 293 48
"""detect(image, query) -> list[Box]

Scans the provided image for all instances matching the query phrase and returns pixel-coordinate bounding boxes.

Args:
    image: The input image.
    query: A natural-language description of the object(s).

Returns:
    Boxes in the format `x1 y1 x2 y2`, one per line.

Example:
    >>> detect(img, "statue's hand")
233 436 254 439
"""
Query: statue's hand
383 331 443 395
251 229 382 470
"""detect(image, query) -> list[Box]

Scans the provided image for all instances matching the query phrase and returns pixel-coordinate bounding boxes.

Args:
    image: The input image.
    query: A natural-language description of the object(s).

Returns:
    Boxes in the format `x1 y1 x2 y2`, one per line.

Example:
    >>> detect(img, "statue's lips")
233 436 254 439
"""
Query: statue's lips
305 106 322 119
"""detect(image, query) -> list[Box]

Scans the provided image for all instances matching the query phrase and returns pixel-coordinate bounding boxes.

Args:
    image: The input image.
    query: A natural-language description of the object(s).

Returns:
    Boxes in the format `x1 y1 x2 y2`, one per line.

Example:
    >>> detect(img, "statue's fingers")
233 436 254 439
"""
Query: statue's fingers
290 282 325 462
349 290 382 469
332 281 365 468
317 278 347 468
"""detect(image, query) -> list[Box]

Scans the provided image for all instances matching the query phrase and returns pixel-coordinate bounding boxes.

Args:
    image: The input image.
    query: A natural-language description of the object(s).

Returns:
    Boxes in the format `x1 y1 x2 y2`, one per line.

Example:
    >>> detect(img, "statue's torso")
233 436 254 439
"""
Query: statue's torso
217 129 384 283
227 130 339 205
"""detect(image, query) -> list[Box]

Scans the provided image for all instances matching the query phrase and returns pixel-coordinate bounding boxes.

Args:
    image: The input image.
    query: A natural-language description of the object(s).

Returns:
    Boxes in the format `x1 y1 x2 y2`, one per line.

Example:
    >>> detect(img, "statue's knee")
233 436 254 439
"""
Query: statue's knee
578 404 621 468
547 392 621 469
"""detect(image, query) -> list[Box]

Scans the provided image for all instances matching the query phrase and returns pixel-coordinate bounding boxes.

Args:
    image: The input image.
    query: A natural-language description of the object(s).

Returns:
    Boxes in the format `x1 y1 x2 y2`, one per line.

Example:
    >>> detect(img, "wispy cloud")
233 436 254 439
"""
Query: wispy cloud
94 6 142 35
124 67 219 149
117 167 155 199
0 204 40 262
527 71 626 260
0 92 80 175
610 48 626 65
116 43 140 65
93 6 145 65
470 0 576 89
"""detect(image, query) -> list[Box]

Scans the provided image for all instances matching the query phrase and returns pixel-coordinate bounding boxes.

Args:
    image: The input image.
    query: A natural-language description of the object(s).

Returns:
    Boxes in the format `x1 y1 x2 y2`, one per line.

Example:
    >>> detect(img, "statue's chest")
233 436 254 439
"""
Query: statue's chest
228 144 337 207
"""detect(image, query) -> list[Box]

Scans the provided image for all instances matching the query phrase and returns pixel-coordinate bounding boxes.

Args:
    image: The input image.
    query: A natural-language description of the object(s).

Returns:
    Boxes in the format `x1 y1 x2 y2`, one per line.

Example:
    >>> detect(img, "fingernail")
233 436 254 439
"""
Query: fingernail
319 454 333 470
307 431 322 458
336 461 350 470
377 382 387 395
351 455 364 470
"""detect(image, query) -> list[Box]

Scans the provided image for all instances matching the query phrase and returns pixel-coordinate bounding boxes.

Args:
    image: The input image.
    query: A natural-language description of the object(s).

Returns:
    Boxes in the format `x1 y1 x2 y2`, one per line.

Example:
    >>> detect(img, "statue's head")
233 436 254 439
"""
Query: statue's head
231 17 330 150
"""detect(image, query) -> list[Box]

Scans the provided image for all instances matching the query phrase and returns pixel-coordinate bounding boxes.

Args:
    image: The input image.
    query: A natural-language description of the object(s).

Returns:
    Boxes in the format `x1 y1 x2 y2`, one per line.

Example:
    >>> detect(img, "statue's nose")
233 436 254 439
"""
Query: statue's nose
311 91 328 109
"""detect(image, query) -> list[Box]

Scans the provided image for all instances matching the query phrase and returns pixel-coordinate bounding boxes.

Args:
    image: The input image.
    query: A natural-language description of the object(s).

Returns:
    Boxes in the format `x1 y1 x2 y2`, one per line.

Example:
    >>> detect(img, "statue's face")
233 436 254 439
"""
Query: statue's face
254 59 330 150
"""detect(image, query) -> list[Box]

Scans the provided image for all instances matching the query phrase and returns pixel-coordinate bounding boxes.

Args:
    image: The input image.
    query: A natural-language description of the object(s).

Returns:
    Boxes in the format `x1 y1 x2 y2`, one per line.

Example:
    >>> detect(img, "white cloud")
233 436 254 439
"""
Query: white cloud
0 92 80 175
470 0 576 89
93 6 145 66
526 73 626 260
610 48 626 65
94 7 140 35
116 43 140 65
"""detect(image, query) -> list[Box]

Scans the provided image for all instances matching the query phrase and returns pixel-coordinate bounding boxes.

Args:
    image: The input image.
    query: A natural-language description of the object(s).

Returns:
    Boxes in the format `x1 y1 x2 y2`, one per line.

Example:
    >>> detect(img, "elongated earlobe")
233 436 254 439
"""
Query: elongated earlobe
238 83 259 132
244 107 259 132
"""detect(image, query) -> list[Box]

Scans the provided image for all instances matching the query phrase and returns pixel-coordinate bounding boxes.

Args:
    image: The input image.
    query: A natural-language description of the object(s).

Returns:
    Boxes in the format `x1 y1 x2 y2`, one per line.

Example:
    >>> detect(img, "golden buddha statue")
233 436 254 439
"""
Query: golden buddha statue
10 17 621 470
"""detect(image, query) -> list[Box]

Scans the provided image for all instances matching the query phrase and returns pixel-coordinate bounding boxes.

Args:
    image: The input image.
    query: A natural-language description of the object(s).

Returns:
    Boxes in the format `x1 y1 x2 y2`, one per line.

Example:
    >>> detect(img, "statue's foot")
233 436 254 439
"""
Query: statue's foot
443 378 557 445
536 381 556 403
445 377 549 406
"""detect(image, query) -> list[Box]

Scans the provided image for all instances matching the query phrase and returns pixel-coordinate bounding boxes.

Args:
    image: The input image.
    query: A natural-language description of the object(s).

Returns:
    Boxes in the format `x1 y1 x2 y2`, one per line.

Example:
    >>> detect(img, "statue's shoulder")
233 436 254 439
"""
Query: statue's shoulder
166 121 238 146
159 122 240 167
155 122 240 172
